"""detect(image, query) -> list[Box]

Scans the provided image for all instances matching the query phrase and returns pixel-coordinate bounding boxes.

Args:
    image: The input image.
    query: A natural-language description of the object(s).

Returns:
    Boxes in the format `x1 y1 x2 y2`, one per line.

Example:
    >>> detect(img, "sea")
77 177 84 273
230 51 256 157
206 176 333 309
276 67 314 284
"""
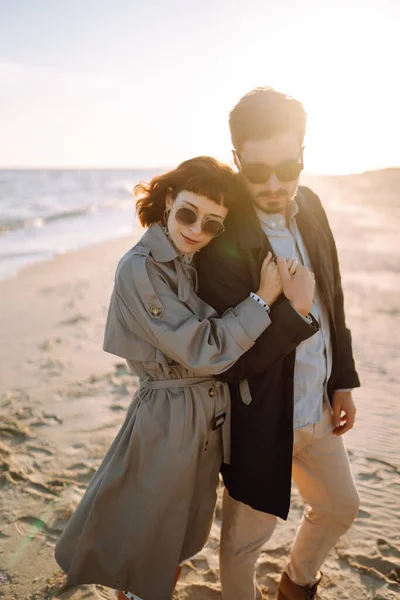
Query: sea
0 169 163 280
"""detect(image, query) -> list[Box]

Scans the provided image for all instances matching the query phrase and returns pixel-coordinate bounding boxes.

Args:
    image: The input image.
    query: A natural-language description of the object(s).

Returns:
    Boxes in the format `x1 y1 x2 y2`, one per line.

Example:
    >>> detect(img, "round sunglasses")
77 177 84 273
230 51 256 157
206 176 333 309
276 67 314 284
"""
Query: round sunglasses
174 206 225 238
237 153 304 184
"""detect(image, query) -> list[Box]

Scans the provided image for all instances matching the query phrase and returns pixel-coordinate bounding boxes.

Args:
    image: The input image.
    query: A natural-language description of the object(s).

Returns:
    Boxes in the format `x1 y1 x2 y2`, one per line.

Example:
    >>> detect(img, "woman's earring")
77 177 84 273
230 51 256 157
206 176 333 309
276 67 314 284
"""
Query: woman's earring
163 208 170 225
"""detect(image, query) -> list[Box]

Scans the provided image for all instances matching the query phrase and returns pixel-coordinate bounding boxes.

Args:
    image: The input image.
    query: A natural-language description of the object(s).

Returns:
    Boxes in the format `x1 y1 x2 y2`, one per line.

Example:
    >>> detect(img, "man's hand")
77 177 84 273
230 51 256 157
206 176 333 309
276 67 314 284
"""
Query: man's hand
332 391 356 435
276 256 315 317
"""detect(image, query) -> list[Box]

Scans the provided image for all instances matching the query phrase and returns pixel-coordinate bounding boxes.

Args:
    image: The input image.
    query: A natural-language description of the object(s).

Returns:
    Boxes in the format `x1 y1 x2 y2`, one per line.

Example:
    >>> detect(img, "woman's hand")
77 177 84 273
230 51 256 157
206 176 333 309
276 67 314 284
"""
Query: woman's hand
256 252 283 307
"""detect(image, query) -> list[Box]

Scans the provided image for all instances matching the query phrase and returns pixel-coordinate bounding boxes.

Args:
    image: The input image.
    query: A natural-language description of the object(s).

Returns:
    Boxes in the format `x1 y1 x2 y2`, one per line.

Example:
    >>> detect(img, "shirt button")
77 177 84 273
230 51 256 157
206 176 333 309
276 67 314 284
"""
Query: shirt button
149 305 162 318
208 387 216 397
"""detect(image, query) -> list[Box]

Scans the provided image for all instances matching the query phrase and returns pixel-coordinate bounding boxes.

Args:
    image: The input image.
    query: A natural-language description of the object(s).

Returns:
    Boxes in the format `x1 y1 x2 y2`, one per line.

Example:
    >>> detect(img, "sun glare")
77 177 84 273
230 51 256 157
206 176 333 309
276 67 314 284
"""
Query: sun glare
0 2 398 173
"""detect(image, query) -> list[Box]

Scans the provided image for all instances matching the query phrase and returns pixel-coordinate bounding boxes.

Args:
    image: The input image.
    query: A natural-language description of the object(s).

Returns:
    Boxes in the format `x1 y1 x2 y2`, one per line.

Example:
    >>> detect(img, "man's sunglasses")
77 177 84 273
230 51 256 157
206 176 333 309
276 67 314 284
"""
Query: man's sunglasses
236 153 304 184
174 206 225 238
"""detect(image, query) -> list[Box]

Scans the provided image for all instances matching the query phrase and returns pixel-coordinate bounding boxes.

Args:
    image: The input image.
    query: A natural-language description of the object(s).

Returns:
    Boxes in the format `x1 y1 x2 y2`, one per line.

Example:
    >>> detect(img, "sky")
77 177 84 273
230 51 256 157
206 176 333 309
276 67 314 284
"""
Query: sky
0 0 399 174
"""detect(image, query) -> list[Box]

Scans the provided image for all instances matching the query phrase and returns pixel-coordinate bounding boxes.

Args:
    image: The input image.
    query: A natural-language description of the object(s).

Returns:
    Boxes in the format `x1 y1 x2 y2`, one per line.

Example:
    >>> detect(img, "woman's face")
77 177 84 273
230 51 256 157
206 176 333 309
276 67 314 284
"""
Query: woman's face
166 190 228 254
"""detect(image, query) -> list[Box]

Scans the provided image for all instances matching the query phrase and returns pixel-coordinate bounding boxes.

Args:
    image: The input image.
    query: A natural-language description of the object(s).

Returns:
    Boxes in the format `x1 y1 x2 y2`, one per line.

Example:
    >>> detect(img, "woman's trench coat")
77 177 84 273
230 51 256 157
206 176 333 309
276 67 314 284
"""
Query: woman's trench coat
55 223 271 600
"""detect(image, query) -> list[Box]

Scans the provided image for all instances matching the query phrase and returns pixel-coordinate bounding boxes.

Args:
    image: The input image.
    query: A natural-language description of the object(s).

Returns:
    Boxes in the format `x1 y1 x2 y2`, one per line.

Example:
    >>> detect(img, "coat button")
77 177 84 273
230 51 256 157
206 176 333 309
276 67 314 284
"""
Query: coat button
149 305 162 318
208 387 216 397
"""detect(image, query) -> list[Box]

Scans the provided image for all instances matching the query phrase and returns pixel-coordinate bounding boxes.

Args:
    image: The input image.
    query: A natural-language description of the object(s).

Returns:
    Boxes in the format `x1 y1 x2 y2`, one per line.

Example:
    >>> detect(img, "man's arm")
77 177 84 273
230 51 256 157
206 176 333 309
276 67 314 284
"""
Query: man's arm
310 191 360 390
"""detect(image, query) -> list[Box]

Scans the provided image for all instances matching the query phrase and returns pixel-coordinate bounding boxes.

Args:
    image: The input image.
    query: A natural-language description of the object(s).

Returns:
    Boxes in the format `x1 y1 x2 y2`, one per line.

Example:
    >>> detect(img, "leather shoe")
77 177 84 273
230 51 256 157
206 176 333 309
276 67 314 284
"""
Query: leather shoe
275 571 321 599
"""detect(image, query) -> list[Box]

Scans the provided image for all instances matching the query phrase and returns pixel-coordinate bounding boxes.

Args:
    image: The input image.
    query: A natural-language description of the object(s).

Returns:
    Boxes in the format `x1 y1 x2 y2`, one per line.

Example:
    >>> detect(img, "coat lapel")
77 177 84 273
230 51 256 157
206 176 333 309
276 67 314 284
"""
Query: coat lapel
295 190 335 325
231 187 336 324
232 202 274 290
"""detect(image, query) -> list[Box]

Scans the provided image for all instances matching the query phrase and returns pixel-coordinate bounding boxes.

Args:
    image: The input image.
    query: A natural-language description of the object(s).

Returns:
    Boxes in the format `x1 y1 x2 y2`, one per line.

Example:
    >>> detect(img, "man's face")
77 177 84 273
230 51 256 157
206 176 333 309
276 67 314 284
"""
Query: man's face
234 131 303 215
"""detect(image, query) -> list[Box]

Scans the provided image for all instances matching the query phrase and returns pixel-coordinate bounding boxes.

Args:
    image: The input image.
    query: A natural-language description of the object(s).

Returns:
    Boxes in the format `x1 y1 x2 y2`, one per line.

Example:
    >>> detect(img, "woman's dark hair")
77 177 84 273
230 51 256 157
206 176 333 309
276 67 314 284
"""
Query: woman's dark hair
229 87 307 151
135 156 240 227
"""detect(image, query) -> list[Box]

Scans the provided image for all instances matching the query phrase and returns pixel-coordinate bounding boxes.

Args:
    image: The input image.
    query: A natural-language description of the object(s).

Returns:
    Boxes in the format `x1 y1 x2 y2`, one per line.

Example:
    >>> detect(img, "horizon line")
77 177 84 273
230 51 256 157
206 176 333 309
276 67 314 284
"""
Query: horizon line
1 165 399 177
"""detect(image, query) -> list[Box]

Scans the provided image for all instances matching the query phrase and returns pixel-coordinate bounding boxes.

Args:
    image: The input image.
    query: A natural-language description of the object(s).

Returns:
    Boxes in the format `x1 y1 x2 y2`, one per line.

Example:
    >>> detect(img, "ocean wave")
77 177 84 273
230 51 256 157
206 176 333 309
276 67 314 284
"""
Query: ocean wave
0 249 52 260
0 200 135 235
0 168 161 235
0 169 159 278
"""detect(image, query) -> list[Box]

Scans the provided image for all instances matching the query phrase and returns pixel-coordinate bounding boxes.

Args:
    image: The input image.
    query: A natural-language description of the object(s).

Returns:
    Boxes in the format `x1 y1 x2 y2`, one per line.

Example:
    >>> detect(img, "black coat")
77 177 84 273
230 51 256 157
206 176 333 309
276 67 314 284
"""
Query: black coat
196 186 360 519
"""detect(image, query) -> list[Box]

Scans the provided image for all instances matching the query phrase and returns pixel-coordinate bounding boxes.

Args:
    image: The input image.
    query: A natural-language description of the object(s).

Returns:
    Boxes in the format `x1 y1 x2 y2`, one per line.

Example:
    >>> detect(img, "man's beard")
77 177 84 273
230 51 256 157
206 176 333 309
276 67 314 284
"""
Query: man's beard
253 192 289 215
252 185 299 215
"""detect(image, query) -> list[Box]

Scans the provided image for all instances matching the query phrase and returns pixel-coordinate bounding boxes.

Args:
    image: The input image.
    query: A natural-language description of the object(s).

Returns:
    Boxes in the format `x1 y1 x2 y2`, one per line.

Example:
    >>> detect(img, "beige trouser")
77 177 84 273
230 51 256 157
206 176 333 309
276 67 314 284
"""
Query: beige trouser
219 405 360 599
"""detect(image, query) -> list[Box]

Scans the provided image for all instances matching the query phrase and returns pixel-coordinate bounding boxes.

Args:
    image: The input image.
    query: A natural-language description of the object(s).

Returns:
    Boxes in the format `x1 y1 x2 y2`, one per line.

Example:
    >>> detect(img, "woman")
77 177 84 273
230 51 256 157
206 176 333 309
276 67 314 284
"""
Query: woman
55 156 282 600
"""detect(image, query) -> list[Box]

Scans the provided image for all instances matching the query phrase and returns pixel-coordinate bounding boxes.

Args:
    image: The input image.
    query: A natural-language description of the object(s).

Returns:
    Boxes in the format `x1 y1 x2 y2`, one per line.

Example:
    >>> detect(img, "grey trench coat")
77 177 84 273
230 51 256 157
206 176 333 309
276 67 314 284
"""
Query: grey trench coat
55 224 271 600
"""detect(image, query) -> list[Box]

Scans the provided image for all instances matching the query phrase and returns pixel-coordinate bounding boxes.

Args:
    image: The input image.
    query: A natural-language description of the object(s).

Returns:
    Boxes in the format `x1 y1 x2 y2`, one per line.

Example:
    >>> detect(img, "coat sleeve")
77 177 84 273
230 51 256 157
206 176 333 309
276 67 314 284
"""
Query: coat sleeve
216 300 319 383
103 250 271 376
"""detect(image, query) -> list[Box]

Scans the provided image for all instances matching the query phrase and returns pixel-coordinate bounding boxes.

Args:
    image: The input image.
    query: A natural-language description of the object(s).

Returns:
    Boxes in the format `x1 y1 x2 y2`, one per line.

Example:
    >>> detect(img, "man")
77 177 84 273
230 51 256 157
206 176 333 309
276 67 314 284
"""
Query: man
197 87 360 599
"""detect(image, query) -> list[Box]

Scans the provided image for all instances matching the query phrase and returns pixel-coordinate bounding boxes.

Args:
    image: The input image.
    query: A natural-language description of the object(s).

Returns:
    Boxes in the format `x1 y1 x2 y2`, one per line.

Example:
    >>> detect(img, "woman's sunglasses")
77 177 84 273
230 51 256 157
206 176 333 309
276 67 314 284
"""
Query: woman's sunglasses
174 206 225 238
237 153 304 184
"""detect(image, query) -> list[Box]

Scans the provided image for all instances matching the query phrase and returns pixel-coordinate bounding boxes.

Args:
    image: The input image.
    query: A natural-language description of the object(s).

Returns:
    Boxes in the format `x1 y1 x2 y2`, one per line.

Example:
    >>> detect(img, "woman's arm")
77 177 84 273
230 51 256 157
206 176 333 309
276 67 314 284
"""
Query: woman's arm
104 250 271 376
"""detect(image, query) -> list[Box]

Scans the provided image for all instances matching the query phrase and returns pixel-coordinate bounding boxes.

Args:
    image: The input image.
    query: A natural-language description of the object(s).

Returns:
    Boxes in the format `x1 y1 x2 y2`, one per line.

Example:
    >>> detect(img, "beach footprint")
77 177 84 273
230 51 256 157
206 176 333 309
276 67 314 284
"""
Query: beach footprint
366 456 399 475
94 585 116 599
377 538 400 560
60 314 89 326
62 462 96 485
27 573 116 600
15 516 59 543
181 557 220 589
39 357 65 376
14 501 75 546
338 549 400 584
30 411 63 429
27 444 54 457
0 414 30 442
190 558 209 571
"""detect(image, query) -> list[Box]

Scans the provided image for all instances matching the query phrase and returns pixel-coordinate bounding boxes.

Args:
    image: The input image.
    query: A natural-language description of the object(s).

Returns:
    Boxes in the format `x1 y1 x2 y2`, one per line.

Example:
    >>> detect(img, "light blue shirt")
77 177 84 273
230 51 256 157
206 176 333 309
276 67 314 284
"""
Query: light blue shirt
255 202 333 429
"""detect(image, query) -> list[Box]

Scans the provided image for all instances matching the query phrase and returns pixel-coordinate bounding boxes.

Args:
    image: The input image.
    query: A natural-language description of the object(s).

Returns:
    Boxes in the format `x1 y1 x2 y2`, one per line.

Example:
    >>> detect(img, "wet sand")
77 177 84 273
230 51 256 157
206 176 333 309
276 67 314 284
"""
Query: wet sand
1 170 399 599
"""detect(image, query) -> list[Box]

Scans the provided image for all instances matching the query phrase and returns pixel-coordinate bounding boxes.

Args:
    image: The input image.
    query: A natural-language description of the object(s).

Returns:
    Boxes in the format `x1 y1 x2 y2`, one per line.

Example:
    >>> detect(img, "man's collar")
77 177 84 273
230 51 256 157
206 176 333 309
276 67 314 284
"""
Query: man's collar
234 190 303 249
288 198 299 219
140 223 178 262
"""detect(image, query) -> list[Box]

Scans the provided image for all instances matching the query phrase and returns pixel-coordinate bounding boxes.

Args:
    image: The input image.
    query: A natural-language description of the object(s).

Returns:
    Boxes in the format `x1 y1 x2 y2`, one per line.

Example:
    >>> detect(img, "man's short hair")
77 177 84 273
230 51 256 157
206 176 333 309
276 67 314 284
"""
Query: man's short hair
229 87 307 151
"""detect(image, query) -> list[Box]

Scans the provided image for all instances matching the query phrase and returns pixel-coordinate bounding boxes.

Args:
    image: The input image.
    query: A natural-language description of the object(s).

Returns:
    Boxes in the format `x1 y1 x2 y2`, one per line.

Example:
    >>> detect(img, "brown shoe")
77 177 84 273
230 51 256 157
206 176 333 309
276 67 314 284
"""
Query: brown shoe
275 571 321 599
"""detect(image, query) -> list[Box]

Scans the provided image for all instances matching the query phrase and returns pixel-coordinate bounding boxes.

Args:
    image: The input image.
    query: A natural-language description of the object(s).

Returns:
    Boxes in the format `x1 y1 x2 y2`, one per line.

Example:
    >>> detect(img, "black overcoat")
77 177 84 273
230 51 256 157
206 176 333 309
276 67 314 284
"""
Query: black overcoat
197 186 360 519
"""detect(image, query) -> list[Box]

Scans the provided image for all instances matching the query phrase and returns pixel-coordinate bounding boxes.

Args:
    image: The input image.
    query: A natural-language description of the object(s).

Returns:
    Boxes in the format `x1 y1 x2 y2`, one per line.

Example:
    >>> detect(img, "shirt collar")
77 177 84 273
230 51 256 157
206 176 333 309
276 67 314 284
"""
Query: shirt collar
254 199 299 231
233 190 303 249
289 199 299 219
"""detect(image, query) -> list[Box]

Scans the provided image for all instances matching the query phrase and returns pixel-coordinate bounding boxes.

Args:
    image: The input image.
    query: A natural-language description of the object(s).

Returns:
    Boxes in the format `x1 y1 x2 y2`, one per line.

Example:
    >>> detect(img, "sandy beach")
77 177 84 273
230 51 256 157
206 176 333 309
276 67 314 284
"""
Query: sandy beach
1 171 399 600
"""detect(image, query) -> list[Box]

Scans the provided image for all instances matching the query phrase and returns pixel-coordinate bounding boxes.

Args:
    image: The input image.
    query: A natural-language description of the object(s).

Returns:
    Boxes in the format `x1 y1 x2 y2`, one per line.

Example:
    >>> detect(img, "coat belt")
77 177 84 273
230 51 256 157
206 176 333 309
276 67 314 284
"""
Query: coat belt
140 376 231 463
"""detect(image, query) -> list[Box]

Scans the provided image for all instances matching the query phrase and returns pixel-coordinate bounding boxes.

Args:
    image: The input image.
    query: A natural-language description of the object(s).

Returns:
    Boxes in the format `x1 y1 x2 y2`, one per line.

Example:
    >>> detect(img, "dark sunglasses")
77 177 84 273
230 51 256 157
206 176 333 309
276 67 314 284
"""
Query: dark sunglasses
174 206 225 238
237 153 304 184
